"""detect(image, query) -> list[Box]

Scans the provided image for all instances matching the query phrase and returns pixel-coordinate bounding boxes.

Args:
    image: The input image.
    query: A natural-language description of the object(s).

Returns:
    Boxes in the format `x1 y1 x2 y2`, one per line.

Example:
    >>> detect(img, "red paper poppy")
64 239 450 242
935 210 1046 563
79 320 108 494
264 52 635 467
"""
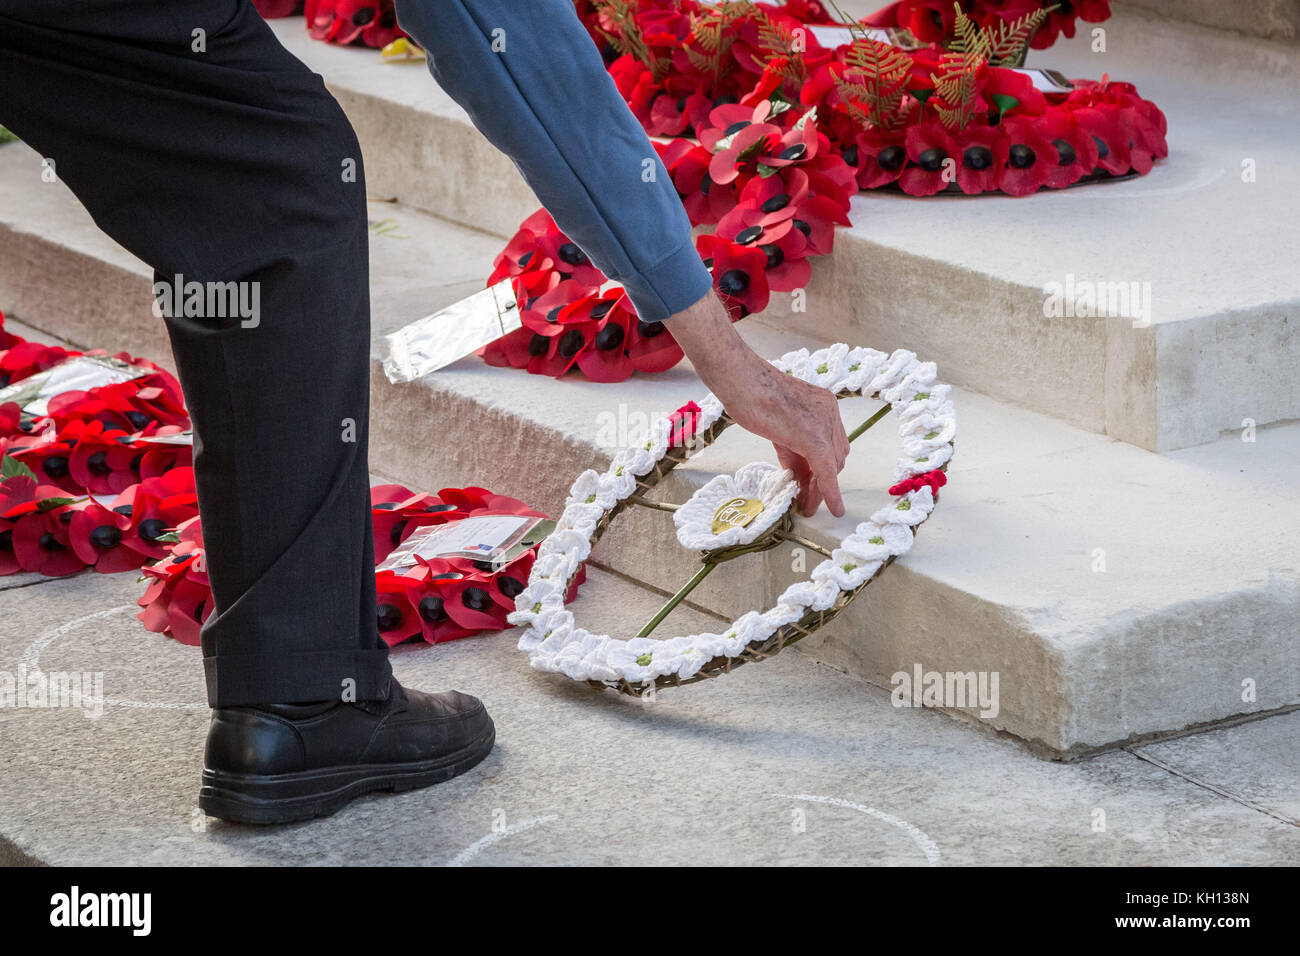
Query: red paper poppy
370 484 454 562
164 577 213 646
0 516 18 576
899 121 959 196
307 0 403 49
714 202 811 292
134 434 194 481
697 234 771 319
375 569 425 646
68 499 142 573
113 466 199 560
997 116 1055 196
519 280 603 378
849 126 910 190
137 514 210 643
951 123 1006 195
659 140 736 225
573 290 638 383
1037 108 1099 188
648 81 715 138
982 67 1048 119
626 316 685 375
11 508 84 577
11 437 80 495
864 0 955 44
1070 103 1132 176
63 419 134 495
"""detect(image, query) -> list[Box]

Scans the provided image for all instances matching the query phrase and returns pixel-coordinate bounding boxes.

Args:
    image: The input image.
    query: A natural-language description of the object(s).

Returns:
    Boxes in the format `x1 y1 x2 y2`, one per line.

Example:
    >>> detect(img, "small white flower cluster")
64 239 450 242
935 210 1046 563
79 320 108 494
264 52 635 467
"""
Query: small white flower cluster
508 344 956 687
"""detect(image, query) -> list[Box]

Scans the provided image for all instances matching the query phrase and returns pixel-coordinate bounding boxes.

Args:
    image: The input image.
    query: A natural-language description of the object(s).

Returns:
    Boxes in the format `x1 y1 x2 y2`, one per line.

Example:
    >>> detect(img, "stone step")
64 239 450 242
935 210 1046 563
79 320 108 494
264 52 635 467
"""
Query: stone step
4 566 1298 864
1113 0 1299 43
261 14 1300 453
2 149 1296 755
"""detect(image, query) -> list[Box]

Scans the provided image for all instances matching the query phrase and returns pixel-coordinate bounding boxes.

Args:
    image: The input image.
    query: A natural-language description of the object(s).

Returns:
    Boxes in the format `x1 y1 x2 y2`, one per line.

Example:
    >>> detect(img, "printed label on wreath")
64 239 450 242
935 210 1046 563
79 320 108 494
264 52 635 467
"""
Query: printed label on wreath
710 497 765 535
377 514 548 572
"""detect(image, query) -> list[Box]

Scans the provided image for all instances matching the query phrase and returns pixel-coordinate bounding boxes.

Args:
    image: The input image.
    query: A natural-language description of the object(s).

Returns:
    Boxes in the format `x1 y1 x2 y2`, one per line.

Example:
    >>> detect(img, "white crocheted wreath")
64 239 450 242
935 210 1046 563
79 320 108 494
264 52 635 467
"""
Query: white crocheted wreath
508 343 956 695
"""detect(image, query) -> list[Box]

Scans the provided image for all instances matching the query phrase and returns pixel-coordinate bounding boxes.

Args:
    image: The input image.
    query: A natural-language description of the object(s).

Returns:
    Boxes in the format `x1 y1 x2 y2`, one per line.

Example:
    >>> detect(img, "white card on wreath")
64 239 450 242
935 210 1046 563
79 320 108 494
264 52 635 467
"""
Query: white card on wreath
376 514 545 573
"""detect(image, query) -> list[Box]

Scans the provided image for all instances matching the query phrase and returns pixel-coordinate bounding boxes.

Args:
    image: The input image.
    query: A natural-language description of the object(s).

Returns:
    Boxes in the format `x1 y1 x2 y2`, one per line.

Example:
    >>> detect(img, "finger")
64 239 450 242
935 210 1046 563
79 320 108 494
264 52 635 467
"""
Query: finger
775 444 816 514
813 456 846 517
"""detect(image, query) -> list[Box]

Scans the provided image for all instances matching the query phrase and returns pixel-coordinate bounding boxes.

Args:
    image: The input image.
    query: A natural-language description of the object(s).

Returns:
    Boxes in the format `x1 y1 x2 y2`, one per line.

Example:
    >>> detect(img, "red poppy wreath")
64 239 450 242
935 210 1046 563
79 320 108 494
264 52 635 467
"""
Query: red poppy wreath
470 1 1164 383
136 482 586 647
1 309 198 581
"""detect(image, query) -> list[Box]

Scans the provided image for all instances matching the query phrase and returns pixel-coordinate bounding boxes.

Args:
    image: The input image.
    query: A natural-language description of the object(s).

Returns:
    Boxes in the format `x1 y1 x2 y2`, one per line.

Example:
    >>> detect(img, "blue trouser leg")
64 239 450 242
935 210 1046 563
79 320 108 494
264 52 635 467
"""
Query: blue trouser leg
393 0 712 322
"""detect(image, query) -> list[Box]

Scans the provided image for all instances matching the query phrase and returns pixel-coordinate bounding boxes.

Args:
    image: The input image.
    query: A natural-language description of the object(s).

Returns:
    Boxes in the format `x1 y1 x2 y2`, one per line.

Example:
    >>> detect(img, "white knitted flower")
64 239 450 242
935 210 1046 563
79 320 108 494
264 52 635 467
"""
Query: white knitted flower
771 347 810 374
842 520 914 562
609 444 657 478
901 413 957 458
870 486 935 527
812 551 883 590
880 361 938 404
536 527 593 563
841 347 889 393
567 469 619 511
896 386 953 422
528 550 579 585
777 577 842 613
515 604 573 652
695 394 726 431
508 579 570 626
674 462 799 551
868 349 919 394
793 343 852 391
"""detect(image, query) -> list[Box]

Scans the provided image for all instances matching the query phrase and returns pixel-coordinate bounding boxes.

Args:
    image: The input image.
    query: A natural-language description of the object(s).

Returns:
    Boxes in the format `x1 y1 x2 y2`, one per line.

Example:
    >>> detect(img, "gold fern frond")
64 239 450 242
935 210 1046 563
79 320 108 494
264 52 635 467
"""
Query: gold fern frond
986 5 1056 66
930 50 981 130
594 0 671 82
752 6 808 83
838 38 911 130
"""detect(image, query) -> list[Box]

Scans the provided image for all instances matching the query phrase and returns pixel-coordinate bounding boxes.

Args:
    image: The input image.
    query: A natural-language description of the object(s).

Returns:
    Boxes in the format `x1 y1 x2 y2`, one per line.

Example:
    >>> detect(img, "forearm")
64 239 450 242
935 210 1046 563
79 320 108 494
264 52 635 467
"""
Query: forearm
663 290 762 390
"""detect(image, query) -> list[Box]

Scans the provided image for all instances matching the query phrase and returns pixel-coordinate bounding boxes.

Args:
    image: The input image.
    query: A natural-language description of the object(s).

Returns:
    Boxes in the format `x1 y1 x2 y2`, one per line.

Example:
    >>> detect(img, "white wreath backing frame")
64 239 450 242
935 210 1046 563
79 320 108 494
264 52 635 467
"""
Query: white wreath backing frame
508 343 956 695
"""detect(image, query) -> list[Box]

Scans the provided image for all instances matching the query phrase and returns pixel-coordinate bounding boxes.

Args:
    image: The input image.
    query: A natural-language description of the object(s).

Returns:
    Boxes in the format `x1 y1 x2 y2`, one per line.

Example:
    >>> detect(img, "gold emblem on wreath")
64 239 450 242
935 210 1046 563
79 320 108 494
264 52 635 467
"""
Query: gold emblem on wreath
710 497 764 535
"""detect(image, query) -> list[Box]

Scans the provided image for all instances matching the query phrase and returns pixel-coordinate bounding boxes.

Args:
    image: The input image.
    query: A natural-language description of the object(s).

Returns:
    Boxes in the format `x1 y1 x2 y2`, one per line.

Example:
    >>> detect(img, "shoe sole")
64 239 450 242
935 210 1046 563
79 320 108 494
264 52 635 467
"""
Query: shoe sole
197 721 495 825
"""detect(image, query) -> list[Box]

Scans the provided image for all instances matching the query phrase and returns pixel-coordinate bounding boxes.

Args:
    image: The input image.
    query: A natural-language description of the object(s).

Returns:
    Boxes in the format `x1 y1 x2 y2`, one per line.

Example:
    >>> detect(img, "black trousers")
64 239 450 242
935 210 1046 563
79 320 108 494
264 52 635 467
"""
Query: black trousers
0 1 392 706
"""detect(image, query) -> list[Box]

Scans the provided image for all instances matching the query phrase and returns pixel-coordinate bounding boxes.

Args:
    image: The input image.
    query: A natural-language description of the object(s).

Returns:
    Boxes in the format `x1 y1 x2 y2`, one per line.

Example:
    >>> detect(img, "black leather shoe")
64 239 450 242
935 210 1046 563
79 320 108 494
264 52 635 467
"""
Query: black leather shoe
198 678 495 825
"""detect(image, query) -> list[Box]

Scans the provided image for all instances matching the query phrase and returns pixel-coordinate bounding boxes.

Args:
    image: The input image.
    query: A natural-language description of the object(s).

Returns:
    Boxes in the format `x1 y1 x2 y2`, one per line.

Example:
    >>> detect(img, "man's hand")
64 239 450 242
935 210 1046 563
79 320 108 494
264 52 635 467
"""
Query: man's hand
663 292 850 517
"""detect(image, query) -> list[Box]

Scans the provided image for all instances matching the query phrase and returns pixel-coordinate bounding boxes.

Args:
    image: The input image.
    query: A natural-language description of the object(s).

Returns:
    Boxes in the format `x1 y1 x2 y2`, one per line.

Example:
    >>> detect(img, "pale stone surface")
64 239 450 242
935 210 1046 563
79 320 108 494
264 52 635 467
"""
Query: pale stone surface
1116 0 1299 41
0 149 163 371
1134 713 1300 824
1 569 1297 865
